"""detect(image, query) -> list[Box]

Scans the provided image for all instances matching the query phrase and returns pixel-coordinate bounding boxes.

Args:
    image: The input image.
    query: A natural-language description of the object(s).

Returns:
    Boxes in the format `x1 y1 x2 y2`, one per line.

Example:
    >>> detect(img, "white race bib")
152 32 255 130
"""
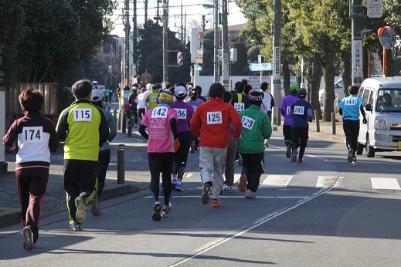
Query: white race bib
74 108 92 121
22 126 43 143
207 111 223 125
345 99 356 105
286 106 291 116
175 108 187 119
293 106 305 115
241 116 255 130
234 103 245 112
152 106 168 119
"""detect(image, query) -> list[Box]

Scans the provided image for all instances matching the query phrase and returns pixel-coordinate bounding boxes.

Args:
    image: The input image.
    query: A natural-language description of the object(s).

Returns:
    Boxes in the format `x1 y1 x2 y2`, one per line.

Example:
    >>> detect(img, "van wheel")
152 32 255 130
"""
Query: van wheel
366 136 375 158
356 143 364 155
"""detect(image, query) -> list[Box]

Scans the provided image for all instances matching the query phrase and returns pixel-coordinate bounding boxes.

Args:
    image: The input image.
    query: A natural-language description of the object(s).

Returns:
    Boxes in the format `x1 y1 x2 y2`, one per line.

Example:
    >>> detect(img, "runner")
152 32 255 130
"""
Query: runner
170 86 194 191
187 88 204 153
137 86 148 121
223 91 238 192
139 90 179 221
190 83 242 208
56 80 109 231
232 81 246 113
238 89 272 198
90 90 117 215
195 85 207 102
3 89 58 250
280 83 300 158
339 85 367 164
146 84 161 110
290 88 313 164
127 86 139 129
260 82 275 120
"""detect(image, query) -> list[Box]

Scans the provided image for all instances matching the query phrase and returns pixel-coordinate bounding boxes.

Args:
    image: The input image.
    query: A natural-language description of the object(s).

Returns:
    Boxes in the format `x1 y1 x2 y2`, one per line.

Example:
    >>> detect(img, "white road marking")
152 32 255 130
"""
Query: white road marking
169 186 333 267
316 176 338 188
370 177 401 190
261 175 293 188
334 177 345 189
184 172 194 178
143 195 308 199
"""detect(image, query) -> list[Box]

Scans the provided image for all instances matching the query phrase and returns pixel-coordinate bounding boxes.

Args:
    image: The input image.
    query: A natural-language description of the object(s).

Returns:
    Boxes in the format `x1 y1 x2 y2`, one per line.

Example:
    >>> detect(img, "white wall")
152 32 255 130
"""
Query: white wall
0 90 5 163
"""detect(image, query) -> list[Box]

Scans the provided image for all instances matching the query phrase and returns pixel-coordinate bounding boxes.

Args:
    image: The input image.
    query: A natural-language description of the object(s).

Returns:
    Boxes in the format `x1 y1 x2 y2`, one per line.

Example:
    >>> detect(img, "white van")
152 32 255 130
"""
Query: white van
357 77 401 157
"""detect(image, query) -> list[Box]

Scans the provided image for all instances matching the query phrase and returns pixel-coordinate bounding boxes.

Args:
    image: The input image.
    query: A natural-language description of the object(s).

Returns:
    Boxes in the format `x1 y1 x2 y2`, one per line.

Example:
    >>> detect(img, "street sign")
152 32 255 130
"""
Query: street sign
194 64 203 71
367 0 383 18
249 63 272 72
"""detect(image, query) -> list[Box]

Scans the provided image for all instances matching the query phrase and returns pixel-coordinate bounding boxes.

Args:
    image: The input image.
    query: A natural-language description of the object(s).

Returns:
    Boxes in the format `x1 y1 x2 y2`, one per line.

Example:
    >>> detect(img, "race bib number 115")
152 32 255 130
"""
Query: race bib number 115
74 108 92 121
207 112 222 124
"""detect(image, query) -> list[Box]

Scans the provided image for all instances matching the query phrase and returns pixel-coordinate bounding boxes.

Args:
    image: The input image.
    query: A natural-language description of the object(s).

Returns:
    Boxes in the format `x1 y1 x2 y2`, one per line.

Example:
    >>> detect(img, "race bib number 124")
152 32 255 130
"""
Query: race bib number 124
207 112 222 124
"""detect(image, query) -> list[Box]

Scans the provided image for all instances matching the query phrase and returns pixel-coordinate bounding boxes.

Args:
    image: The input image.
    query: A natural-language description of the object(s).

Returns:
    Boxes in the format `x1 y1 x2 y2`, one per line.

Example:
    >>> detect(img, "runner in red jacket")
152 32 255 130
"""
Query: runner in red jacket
190 83 242 207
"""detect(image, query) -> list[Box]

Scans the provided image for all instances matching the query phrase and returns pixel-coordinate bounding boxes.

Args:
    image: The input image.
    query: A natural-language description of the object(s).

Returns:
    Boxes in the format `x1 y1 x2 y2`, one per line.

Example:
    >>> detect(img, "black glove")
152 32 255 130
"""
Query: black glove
362 118 367 124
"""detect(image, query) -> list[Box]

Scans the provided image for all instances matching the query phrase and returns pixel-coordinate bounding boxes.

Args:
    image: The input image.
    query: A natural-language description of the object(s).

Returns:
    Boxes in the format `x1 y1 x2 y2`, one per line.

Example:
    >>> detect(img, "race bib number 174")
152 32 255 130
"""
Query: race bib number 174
22 126 43 143
207 112 223 125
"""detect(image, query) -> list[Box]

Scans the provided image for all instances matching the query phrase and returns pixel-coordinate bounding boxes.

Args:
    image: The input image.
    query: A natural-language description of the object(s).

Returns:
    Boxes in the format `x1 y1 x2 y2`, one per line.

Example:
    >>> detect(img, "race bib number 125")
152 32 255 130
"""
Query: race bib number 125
207 112 222 125
74 108 92 121
152 106 168 119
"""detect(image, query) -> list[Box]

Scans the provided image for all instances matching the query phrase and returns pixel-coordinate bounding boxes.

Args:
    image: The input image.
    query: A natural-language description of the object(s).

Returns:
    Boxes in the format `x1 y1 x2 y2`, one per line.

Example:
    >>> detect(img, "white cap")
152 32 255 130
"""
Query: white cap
174 86 187 98
91 89 103 101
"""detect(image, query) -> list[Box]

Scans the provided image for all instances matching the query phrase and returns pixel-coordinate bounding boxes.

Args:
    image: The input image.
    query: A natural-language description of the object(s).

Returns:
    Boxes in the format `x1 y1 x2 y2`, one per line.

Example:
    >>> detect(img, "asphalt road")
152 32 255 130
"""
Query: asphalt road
1 136 401 267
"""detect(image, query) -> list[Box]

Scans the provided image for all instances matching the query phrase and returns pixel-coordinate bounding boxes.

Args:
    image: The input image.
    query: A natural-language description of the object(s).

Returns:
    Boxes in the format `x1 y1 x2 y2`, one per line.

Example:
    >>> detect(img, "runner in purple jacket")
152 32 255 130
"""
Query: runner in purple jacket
280 83 300 158
170 86 194 191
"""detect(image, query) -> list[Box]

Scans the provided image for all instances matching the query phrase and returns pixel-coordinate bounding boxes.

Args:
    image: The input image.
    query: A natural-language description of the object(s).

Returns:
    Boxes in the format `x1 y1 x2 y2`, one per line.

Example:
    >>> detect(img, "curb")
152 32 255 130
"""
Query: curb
0 183 144 229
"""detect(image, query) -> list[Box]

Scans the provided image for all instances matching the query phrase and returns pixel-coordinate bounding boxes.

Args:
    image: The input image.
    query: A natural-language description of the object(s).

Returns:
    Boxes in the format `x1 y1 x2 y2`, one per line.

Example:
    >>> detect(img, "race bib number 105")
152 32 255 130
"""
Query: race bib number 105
175 108 187 119
74 108 92 121
207 112 223 125
241 116 255 130
22 126 43 143
152 106 168 119
293 106 305 115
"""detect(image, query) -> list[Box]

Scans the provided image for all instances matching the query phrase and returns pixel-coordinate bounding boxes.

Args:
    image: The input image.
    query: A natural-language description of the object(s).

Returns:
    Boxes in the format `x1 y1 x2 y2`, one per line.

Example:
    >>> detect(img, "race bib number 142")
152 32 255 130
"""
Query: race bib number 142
207 112 222 124
152 107 168 119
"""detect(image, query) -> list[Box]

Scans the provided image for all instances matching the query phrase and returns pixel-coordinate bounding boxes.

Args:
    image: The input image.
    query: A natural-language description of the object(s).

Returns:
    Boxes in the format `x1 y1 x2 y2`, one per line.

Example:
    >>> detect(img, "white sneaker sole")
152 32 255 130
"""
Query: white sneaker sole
75 197 86 224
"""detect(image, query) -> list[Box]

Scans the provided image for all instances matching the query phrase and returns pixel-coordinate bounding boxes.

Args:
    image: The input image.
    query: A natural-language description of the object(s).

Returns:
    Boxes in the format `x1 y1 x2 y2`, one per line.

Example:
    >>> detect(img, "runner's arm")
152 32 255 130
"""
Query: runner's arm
262 115 272 140
138 125 148 140
190 109 201 137
46 118 59 152
230 106 243 139
170 118 178 139
2 120 19 151
56 109 69 142
98 109 110 146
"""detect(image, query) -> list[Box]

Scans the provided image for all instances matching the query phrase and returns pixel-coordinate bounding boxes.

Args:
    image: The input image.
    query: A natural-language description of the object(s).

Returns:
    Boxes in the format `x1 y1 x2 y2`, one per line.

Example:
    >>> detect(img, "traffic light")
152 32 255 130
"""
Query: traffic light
177 51 184 65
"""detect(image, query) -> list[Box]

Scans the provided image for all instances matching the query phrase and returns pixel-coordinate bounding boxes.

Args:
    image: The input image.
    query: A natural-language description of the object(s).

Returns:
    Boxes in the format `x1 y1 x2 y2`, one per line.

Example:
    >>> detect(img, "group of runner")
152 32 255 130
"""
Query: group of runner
2 77 366 251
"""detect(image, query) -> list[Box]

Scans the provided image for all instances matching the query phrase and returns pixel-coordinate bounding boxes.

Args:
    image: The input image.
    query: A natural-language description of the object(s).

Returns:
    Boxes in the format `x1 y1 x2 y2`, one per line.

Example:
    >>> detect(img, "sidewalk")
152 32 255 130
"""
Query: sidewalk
0 133 150 228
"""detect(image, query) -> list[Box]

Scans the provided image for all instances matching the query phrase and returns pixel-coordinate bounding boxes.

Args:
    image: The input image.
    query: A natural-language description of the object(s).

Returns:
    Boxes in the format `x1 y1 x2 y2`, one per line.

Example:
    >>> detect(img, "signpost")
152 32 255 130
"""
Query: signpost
378 26 396 77
0 88 6 173
249 63 273 72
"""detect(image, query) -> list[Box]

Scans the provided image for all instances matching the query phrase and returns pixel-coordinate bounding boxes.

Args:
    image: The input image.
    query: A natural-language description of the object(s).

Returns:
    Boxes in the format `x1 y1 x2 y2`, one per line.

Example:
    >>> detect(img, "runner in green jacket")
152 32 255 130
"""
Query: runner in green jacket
238 89 272 199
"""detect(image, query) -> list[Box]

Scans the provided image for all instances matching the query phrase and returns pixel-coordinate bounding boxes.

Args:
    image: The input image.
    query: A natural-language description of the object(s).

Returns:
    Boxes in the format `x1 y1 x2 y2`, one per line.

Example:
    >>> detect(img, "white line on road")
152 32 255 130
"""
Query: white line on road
143 195 308 199
169 185 334 267
316 176 338 188
370 177 401 190
260 175 293 188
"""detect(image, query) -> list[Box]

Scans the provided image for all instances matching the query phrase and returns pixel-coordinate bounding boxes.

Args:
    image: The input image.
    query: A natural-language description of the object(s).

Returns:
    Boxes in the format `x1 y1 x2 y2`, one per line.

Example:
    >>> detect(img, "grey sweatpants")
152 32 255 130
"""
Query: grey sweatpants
199 147 227 199
224 140 238 186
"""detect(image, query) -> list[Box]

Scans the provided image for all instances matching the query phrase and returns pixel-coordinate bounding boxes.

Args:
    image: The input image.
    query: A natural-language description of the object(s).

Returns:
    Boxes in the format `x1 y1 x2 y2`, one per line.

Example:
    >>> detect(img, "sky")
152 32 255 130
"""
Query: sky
110 0 247 37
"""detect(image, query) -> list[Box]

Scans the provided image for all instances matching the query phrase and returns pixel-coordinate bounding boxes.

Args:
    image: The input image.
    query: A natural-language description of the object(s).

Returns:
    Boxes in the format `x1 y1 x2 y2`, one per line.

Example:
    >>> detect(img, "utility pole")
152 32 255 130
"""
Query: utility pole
184 11 187 45
162 0 169 82
156 0 160 22
271 0 281 126
180 1 184 45
144 0 148 23
124 0 130 87
213 0 219 82
221 0 229 90
351 0 364 85
133 0 138 77
201 15 206 32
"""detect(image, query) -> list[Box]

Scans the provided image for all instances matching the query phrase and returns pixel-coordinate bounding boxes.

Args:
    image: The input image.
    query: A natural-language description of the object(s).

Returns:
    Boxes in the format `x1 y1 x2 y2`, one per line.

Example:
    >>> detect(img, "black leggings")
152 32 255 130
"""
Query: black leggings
292 126 309 160
241 153 264 192
283 125 292 146
343 120 360 152
148 153 174 205
173 131 192 179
